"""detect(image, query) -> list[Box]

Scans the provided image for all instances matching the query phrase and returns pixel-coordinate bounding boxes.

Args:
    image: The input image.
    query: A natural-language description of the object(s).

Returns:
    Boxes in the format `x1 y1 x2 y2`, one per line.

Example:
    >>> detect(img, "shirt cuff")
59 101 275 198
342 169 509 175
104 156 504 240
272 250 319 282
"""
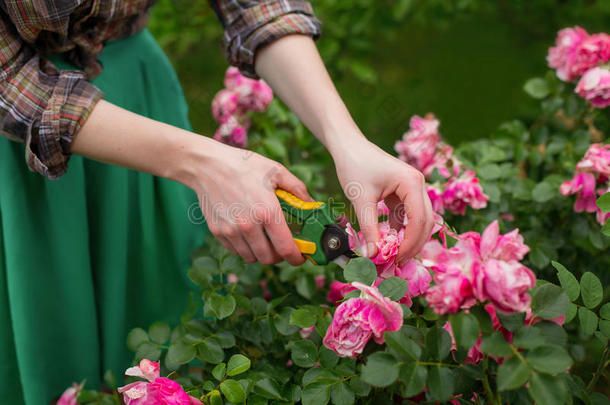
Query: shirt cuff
26 68 103 180
223 0 322 78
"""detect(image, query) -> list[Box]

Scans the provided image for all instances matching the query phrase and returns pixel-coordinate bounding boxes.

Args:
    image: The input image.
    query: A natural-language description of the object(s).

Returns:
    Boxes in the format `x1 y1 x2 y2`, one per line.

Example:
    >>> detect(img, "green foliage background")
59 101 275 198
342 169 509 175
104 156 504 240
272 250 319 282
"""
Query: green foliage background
149 0 610 149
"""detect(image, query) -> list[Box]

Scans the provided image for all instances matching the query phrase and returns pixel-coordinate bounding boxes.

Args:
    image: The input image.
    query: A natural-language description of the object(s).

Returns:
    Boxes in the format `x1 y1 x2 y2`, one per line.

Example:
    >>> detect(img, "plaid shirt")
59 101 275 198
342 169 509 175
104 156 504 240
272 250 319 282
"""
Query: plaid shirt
0 0 321 179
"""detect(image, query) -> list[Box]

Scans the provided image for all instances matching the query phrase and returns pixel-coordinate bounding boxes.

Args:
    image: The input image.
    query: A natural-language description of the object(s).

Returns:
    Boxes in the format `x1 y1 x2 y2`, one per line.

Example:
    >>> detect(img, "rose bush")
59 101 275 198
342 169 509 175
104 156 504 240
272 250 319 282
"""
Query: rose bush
57 27 609 405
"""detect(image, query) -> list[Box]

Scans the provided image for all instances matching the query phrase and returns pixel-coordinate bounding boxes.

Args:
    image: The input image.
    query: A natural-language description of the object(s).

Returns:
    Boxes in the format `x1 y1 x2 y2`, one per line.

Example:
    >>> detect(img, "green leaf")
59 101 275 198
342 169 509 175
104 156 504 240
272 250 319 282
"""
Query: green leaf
527 373 567 405
524 77 550 99
513 327 545 349
127 328 149 351
212 363 226 381
496 311 525 333
208 293 236 320
565 303 578 323
349 376 371 397
208 390 222 405
343 257 377 285
526 345 573 374
302 382 331 405
532 182 556 203
319 346 340 369
597 192 610 213
289 308 317 328
274 307 300 336
291 340 318 368
578 307 599 335
167 341 196 365
330 382 355 405
449 312 480 350
361 352 399 387
226 354 251 376
198 339 224 364
399 362 427 397
600 303 610 320
213 330 236 348
480 331 513 357
188 257 218 285
254 378 285 401
263 137 287 158
425 326 452 361
599 320 610 338
427 366 454 401
148 322 170 345
103 369 117 389
552 261 580 302
384 329 422 360
135 342 161 362
602 221 610 236
531 284 570 320
378 277 408 301
220 379 246 403
497 356 530 391
580 272 603 309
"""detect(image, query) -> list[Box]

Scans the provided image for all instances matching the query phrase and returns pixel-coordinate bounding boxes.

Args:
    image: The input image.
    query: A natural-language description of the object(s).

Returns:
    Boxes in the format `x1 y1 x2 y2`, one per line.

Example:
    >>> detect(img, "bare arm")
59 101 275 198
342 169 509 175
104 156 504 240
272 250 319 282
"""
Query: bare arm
255 35 434 261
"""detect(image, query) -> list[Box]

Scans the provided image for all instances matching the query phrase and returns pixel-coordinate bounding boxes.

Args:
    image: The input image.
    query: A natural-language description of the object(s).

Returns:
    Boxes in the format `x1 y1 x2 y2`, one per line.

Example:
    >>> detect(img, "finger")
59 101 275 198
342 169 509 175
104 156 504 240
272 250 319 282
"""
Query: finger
264 205 306 266
421 186 435 242
395 179 428 263
353 197 380 258
228 232 257 263
242 222 282 265
274 166 314 202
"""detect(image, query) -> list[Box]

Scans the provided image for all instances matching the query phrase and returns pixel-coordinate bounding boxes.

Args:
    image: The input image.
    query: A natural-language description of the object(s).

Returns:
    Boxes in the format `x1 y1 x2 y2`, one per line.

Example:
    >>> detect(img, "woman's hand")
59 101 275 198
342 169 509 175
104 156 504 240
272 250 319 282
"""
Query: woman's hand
333 136 435 263
181 139 312 266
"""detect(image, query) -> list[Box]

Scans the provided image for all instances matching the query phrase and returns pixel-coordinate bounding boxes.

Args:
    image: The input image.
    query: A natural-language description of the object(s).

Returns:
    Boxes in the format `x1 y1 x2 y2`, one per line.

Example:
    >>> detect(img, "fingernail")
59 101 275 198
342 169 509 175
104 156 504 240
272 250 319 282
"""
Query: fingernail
367 243 377 258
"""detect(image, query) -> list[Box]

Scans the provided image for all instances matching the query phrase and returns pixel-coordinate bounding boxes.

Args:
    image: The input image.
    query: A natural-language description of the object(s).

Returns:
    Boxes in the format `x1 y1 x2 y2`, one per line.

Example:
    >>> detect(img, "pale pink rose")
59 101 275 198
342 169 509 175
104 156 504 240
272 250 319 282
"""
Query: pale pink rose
377 200 390 216
300 326 316 339
575 67 610 108
426 183 445 214
125 359 160 382
443 322 483 365
576 143 610 177
395 115 443 176
213 115 249 148
371 222 403 277
223 66 273 111
442 170 489 215
119 381 150 405
227 274 239 283
323 283 403 357
570 33 610 79
475 221 530 262
57 383 81 405
211 89 240 123
547 26 589 81
396 258 432 297
434 143 458 179
326 280 356 303
346 222 367 257
560 172 598 212
425 269 477 314
474 259 536 314
224 67 245 89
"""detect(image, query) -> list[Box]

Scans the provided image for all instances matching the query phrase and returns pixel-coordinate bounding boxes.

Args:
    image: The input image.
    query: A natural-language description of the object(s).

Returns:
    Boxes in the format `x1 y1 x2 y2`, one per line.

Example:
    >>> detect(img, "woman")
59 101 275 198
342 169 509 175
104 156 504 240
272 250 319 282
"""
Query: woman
0 1 433 403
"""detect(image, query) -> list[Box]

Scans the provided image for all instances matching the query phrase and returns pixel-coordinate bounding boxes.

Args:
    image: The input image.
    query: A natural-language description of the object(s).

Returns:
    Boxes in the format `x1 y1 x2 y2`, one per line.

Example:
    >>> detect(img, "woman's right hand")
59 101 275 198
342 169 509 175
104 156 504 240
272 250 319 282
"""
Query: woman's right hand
179 137 312 266
72 100 309 266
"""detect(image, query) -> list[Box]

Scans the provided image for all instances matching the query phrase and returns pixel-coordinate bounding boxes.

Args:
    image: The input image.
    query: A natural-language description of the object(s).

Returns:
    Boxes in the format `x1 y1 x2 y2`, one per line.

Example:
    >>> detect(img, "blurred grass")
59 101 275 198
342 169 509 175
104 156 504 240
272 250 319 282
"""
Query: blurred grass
149 1 610 153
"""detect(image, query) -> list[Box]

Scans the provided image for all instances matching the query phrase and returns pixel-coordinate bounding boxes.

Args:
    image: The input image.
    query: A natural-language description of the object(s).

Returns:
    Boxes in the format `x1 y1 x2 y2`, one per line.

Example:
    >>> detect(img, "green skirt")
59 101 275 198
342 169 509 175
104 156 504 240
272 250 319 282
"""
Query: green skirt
0 30 208 404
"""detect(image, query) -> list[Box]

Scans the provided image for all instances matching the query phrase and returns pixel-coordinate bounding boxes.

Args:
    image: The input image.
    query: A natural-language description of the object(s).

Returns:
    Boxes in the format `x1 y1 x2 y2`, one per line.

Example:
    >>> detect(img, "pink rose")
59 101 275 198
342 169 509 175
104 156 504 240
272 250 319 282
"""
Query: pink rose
314 275 326 290
426 184 445 214
547 26 589 81
224 67 245 89
575 67 610 108
370 223 403 277
213 115 249 148
443 322 483 365
396 258 432 298
570 33 610 79
119 381 150 405
57 383 82 405
300 326 316 339
238 80 274 111
147 377 193 405
474 221 530 262
425 269 477 314
377 200 390 216
125 359 160 382
395 115 445 176
442 170 489 215
560 172 598 212
327 280 356 303
576 143 610 177
474 259 536 314
211 89 240 124
323 283 402 357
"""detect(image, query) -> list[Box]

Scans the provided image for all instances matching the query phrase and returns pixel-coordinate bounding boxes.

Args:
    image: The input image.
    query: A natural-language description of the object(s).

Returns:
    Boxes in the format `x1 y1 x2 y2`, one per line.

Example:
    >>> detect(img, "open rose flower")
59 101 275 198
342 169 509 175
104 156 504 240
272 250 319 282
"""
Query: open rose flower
213 114 249 148
560 171 598 212
396 258 432 298
442 170 489 215
323 282 402 358
211 89 240 123
474 259 536 314
570 33 610 79
395 114 442 175
462 220 530 262
57 382 83 405
547 26 590 81
576 66 610 108
327 280 356 303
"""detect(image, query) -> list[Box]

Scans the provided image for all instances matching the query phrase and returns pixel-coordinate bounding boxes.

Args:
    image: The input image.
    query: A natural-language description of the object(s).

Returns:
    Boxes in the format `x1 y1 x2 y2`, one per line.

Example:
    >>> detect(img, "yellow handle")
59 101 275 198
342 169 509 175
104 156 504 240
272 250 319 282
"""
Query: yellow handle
293 238 317 254
275 189 323 210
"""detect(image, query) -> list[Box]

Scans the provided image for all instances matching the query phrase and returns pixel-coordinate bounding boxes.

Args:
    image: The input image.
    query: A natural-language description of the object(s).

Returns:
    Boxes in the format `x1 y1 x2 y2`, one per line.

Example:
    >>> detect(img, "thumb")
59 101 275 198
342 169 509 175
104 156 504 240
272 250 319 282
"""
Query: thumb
274 166 314 202
353 198 379 258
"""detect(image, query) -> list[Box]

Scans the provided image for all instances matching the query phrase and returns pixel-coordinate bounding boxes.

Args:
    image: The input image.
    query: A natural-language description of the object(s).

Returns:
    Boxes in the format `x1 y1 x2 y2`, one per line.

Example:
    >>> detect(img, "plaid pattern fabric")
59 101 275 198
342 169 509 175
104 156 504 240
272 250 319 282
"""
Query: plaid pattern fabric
210 0 322 78
0 0 153 179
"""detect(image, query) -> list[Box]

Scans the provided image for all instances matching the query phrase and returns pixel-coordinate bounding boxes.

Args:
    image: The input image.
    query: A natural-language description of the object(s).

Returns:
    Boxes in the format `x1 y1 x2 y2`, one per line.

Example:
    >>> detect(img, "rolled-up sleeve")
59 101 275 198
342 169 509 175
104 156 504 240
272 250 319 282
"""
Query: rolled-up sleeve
210 0 322 78
0 2 103 179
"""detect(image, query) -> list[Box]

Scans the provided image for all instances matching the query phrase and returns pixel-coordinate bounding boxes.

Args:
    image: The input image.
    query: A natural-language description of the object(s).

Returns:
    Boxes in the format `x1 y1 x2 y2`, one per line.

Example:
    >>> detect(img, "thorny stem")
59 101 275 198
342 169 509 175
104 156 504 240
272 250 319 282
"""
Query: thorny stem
481 356 501 405
586 343 609 392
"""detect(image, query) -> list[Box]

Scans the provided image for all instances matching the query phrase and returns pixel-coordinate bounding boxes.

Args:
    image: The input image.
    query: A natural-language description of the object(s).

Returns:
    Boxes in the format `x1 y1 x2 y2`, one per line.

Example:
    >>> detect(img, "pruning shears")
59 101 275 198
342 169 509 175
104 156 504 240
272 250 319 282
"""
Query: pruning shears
275 189 358 266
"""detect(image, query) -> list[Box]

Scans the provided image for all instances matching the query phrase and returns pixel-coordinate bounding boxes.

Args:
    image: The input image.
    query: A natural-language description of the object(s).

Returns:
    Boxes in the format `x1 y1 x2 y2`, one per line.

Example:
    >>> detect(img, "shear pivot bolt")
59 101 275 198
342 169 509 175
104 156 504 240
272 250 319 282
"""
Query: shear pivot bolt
327 236 341 250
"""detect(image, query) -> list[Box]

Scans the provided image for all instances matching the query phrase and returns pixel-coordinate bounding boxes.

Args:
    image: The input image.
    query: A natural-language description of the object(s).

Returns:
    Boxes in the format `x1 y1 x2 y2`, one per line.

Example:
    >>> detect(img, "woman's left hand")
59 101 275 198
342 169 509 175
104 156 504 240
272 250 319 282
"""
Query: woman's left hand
332 135 435 264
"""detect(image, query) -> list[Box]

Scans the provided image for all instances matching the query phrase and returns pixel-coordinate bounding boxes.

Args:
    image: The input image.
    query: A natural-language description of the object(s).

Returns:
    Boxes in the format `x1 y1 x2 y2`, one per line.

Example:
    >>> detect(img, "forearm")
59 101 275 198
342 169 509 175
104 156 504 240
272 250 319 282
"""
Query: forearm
71 99 216 189
254 35 365 157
